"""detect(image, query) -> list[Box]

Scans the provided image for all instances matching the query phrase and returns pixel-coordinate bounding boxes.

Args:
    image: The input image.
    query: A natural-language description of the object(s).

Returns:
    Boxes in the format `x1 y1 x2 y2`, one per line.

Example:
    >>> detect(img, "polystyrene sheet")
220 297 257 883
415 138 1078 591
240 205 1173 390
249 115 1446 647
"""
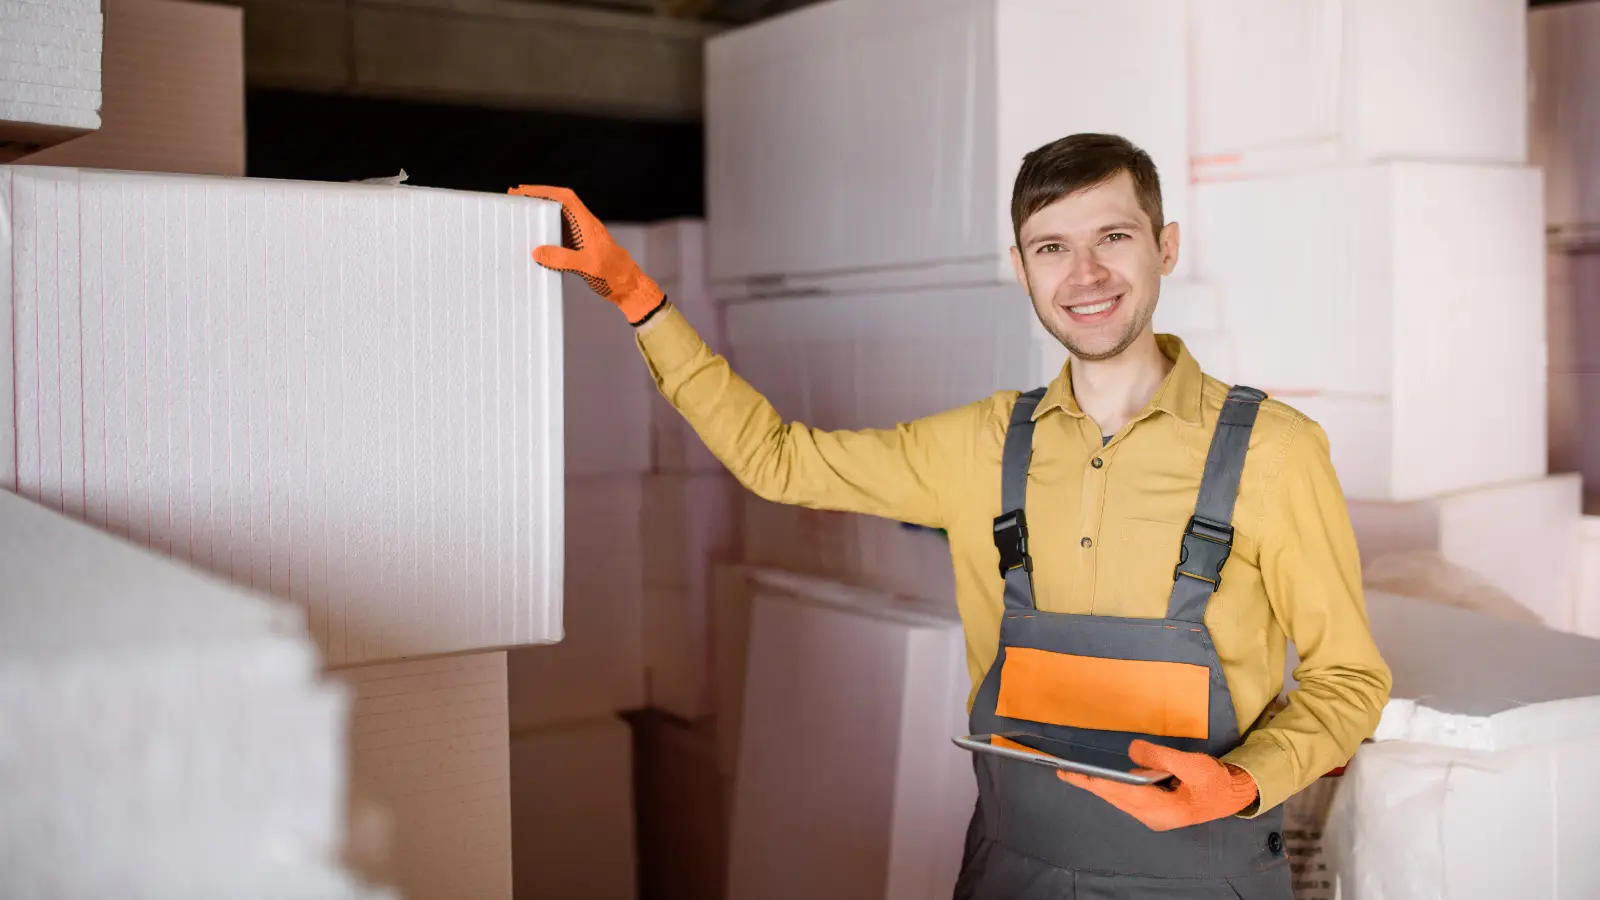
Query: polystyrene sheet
0 165 566 666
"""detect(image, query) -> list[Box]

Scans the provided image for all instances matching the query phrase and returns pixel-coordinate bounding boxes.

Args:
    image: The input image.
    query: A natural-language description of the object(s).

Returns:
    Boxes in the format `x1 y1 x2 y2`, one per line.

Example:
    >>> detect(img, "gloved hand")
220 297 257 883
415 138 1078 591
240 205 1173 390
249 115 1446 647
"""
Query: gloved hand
1056 739 1258 832
509 185 667 325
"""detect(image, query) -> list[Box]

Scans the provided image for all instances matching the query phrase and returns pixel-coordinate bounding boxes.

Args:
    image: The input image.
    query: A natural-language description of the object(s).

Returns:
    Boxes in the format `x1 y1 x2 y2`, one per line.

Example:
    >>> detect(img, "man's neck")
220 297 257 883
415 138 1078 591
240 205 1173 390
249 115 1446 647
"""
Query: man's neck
1071 332 1173 438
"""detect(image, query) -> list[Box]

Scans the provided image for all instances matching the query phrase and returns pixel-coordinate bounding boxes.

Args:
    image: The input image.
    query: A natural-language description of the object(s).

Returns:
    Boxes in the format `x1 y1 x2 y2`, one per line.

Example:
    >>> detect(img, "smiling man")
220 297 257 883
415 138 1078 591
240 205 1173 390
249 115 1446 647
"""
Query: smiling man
514 132 1391 899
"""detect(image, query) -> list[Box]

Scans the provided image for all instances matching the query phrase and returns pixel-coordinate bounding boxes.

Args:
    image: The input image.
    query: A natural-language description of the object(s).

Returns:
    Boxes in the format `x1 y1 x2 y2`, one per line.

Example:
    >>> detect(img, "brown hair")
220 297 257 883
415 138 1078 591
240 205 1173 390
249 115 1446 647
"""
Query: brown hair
1010 133 1164 245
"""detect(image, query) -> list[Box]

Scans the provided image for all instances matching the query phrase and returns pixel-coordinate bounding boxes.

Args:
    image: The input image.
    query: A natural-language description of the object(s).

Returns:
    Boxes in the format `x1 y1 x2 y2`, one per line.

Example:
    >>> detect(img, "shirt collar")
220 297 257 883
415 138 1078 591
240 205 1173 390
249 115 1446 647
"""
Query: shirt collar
1033 333 1205 427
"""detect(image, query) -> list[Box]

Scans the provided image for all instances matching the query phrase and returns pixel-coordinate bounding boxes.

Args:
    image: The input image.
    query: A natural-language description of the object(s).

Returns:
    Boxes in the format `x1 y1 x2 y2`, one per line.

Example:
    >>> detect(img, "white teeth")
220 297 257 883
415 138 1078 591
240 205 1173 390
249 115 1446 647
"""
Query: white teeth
1069 297 1117 315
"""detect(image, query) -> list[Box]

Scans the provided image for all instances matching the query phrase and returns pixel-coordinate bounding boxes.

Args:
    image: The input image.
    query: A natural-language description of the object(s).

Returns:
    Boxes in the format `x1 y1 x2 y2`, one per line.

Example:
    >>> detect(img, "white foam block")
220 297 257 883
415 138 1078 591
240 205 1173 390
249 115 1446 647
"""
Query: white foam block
0 487 379 899
727 579 974 900
1345 474 1582 632
0 1 103 32
0 56 98 89
335 652 513 900
0 97 96 129
0 79 97 108
1193 0 1528 179
0 17 103 50
506 476 644 730
706 0 1190 292
0 165 565 666
642 471 738 719
509 716 638 900
1194 163 1547 501
1547 250 1600 512
1317 591 1600 899
1531 1 1600 232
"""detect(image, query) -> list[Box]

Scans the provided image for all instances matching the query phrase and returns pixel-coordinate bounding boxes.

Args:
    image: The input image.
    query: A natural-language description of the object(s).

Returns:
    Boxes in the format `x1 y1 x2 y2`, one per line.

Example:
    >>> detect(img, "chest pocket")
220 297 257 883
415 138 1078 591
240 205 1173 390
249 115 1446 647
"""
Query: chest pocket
1102 516 1186 616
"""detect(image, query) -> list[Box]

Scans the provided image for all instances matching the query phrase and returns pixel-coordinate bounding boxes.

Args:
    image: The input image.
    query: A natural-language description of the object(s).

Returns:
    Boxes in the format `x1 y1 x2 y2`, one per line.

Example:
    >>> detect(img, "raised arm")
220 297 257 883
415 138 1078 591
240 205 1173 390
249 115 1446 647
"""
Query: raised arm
514 185 979 529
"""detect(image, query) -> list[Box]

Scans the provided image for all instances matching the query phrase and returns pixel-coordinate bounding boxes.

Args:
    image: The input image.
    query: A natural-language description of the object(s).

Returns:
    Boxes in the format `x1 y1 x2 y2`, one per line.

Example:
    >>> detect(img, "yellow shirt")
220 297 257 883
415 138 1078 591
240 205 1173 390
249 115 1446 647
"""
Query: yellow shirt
636 303 1392 815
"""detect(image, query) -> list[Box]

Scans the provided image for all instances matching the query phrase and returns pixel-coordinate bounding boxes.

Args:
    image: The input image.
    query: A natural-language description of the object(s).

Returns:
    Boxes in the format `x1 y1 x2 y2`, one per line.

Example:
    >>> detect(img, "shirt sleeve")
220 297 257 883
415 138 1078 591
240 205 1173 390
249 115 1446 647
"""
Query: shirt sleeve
633 303 979 529
1221 416 1394 816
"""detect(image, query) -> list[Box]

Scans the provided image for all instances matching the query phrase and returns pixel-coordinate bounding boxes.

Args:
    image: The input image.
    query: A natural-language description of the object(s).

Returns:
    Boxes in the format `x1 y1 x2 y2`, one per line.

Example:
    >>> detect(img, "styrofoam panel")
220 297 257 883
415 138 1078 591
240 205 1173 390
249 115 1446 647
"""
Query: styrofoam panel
1194 163 1546 500
0 97 96 128
1347 474 1582 631
0 37 100 70
1318 592 1600 898
564 272 654 477
706 0 1189 290
509 717 638 900
506 476 644 730
1193 0 1527 179
0 165 565 665
0 488 377 899
1531 2 1600 230
727 584 972 900
642 471 738 719
0 57 100 90
725 284 1039 431
336 652 513 900
0 78 97 108
18 0 244 177
0 18 103 50
0 3 101 34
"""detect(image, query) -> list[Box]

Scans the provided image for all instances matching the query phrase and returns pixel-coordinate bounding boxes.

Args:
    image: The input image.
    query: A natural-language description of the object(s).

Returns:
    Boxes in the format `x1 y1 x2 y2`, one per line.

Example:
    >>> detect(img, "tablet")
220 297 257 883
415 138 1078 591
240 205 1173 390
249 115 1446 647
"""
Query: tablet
953 733 1175 787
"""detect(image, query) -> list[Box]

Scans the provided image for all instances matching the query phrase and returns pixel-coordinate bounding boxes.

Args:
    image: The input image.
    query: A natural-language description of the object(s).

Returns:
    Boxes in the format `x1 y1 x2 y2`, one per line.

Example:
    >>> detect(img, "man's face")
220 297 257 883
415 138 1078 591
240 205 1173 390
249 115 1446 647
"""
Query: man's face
1010 171 1179 362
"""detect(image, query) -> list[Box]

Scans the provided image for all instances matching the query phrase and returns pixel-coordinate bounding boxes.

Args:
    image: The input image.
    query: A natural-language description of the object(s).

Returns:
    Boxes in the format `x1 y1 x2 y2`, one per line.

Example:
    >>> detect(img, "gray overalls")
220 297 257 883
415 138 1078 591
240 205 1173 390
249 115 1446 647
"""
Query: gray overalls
954 385 1294 900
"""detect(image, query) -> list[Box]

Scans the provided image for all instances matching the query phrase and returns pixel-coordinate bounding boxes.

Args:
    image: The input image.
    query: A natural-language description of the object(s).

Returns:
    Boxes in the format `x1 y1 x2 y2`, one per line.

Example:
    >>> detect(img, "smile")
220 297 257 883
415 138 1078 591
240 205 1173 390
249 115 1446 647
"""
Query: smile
1065 294 1122 317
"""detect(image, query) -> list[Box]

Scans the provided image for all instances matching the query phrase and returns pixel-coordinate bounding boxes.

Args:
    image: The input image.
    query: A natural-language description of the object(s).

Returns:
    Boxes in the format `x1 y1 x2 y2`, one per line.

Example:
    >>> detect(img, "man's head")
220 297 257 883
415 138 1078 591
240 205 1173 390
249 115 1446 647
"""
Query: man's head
1009 133 1179 363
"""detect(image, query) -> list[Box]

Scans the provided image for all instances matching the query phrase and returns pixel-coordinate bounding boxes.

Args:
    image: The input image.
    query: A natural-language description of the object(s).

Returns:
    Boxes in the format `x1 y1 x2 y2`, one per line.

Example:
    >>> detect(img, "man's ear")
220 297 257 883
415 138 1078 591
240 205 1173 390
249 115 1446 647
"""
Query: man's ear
1158 221 1180 276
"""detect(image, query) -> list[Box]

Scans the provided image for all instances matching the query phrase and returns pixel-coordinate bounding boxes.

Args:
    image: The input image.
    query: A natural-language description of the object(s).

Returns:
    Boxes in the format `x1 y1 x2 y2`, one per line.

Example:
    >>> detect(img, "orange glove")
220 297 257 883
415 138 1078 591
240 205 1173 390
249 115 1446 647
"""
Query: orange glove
508 185 667 325
1056 739 1259 832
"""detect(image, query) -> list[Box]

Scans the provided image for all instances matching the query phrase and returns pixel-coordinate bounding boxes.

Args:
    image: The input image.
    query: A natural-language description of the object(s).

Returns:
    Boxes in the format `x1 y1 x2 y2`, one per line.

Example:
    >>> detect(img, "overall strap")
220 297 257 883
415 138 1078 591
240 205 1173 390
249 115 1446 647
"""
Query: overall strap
994 388 1047 612
1167 385 1268 623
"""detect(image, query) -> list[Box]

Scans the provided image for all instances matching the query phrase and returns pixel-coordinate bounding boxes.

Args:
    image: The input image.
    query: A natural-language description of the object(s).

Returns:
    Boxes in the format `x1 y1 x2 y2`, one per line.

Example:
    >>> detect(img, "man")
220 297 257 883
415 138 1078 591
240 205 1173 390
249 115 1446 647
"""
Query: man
512 132 1391 898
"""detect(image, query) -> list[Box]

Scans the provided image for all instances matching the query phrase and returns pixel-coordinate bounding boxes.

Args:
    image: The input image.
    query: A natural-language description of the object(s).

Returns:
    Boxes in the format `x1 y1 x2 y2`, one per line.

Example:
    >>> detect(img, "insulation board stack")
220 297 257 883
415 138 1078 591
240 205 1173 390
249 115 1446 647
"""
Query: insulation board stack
17 0 244 176
1533 0 1600 565
0 0 102 158
0 163 567 900
1294 590 1600 897
0 488 389 900
724 571 976 900
1186 0 1586 632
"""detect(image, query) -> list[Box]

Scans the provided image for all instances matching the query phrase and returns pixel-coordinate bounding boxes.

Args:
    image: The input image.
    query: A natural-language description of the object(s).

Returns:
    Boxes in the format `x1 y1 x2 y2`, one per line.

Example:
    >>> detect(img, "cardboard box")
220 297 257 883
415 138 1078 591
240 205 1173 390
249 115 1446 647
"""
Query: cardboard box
18 0 244 177
726 575 974 900
509 717 638 900
706 0 1190 293
1346 474 1583 632
335 653 513 900
0 165 567 666
1193 0 1528 181
1194 163 1547 501
506 476 645 730
0 488 381 898
1530 1 1600 233
1304 591 1600 898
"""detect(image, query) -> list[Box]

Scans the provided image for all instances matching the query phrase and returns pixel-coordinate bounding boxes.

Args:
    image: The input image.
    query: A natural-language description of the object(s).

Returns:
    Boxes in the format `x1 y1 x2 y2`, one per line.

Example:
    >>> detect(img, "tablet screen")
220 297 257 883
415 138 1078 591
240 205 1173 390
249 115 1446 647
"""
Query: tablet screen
974 733 1143 774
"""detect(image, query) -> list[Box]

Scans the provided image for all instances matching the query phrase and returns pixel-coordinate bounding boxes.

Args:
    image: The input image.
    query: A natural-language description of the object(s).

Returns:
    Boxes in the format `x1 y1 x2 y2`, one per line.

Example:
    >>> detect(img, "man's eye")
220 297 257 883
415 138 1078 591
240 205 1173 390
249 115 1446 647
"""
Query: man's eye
1105 233 1130 243
1037 243 1064 253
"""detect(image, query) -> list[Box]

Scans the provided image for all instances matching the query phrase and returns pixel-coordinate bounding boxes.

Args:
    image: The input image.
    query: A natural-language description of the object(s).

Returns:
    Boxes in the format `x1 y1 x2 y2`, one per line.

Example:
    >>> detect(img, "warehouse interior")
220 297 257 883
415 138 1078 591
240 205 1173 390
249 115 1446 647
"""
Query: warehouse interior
4 0 1600 898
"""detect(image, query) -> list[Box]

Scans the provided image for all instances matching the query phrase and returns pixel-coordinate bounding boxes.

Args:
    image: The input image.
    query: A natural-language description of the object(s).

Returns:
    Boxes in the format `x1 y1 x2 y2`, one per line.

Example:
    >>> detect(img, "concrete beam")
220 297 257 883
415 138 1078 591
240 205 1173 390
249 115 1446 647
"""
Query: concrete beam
242 0 722 120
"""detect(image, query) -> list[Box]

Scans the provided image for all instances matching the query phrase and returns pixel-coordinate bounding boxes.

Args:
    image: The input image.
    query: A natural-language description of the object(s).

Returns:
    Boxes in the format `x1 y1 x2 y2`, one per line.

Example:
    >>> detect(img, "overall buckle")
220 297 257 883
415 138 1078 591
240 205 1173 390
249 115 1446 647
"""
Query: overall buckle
993 509 1032 579
1174 515 1233 588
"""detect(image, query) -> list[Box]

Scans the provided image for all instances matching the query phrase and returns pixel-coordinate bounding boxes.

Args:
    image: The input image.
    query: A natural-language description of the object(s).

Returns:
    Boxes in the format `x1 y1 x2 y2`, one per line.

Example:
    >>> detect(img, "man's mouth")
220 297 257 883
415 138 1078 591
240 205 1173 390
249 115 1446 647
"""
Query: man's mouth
1064 294 1122 318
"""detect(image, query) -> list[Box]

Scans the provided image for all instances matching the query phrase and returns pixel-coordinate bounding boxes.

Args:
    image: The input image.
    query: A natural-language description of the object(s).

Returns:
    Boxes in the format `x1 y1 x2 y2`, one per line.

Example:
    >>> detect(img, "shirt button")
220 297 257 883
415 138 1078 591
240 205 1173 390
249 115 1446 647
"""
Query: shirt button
1091 457 1104 469
1080 537 1092 549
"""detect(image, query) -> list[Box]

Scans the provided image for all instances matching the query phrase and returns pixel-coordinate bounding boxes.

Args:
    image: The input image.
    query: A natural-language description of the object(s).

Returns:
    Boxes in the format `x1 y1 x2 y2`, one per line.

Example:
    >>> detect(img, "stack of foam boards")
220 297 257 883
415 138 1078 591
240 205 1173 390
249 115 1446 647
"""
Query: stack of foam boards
0 164 567 900
706 0 1192 294
725 572 976 900
0 488 389 899
1578 516 1600 641
17 0 245 176
1300 590 1600 897
1532 1 1600 529
0 0 102 159
0 164 566 663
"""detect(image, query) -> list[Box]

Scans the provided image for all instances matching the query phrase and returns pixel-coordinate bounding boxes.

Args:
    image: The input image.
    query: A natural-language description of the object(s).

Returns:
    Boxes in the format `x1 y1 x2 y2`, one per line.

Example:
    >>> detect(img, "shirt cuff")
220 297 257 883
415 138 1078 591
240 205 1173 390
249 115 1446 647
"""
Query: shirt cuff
1220 739 1294 818
633 302 705 377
